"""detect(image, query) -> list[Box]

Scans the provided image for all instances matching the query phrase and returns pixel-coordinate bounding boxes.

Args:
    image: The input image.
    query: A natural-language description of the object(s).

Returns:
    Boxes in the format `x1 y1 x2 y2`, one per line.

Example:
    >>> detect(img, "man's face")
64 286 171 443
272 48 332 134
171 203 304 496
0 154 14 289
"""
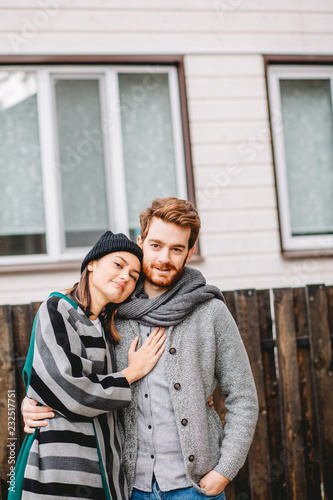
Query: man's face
137 217 195 289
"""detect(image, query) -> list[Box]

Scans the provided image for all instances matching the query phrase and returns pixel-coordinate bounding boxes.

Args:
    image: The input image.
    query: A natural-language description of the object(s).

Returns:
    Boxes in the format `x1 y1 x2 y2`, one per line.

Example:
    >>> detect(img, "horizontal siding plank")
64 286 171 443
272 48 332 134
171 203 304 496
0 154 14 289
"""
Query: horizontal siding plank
194 165 275 188
200 231 280 256
200 209 278 232
185 55 265 77
188 99 269 123
0 271 78 294
2 11 332 34
1 0 333 12
186 77 266 99
2 33 333 55
195 185 277 210
195 253 333 280
190 122 270 144
192 144 273 165
196 255 289 279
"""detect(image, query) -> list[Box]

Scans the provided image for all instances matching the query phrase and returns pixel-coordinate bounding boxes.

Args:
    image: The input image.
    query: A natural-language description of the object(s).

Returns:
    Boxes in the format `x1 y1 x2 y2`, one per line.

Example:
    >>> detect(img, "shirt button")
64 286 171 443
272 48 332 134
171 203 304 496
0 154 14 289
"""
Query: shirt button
169 347 176 354
188 455 195 462
174 383 181 390
145 394 148 398
181 419 188 426
151 455 154 459
148 425 152 429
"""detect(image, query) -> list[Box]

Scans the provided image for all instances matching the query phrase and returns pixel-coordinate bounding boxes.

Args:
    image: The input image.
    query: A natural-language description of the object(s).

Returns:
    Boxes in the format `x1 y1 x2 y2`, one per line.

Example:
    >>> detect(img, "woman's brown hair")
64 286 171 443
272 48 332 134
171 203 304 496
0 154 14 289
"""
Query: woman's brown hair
65 267 121 344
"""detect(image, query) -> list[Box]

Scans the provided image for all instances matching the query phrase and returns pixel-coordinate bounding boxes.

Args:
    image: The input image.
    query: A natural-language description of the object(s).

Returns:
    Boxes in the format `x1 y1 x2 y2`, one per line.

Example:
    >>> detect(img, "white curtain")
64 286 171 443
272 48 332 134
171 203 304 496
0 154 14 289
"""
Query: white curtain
280 78 333 235
54 79 109 236
118 73 178 232
0 71 45 236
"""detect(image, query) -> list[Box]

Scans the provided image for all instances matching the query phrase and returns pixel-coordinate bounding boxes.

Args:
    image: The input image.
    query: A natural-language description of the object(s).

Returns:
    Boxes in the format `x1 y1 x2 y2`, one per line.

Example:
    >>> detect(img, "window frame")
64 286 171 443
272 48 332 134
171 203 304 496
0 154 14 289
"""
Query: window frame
0 56 197 268
265 56 333 256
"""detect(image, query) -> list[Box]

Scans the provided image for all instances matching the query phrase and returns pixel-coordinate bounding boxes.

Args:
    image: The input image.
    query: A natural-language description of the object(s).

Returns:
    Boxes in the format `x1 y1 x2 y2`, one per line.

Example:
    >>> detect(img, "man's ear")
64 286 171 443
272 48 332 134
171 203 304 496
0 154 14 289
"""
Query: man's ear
137 235 143 249
185 245 196 263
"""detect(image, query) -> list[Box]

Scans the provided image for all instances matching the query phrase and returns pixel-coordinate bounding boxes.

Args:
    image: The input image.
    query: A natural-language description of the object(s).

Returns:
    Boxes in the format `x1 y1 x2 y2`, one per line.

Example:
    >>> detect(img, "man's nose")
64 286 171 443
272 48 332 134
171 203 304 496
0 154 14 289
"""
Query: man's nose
157 248 171 263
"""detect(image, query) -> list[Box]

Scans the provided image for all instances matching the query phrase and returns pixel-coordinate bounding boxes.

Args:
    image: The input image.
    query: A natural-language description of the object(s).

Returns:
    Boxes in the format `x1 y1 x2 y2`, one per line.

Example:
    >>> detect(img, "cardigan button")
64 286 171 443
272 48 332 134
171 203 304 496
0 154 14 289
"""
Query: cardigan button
188 455 195 462
181 418 188 426
174 383 181 390
169 347 176 355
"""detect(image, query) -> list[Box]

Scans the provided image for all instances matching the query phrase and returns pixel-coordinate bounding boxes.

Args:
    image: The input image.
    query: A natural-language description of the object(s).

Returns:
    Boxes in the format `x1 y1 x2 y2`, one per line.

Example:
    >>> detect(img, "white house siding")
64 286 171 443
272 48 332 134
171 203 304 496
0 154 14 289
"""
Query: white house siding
0 0 333 303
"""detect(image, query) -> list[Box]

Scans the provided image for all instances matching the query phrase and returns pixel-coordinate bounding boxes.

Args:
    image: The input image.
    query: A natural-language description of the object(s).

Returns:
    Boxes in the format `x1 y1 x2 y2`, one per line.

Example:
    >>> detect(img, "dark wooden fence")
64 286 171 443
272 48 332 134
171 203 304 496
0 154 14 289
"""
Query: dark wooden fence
0 285 332 500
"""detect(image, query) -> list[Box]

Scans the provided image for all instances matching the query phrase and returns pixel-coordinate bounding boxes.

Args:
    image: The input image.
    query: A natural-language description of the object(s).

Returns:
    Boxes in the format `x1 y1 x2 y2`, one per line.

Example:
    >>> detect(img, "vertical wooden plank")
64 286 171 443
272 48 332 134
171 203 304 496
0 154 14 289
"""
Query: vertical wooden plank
11 304 34 446
31 301 42 320
223 469 236 500
293 288 321 499
257 289 287 500
215 290 236 426
273 288 308 500
224 290 251 499
216 290 237 424
0 305 18 500
219 290 237 500
235 289 272 500
223 290 237 323
326 286 333 332
306 284 333 500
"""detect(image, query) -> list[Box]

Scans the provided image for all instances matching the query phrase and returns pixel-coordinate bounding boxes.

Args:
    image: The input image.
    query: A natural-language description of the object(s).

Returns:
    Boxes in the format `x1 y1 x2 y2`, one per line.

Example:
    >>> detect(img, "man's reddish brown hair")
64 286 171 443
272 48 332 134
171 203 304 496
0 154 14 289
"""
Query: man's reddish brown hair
140 197 201 250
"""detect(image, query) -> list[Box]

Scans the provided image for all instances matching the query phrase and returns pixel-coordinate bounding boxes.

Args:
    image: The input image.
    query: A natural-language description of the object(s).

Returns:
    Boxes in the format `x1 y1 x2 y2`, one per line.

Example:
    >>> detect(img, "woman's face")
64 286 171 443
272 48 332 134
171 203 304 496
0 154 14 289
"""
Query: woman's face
87 251 141 308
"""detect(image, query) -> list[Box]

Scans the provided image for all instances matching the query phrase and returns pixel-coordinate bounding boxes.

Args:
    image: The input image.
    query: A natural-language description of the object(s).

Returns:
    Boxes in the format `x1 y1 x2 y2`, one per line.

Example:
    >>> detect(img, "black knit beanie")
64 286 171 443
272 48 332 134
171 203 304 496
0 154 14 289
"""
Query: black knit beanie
80 231 143 274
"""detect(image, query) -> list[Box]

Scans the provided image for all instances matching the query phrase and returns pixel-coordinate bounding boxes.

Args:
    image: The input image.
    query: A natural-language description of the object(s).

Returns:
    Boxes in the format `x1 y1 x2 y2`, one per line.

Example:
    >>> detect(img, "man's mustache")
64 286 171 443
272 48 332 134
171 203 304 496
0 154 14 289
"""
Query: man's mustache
151 264 177 271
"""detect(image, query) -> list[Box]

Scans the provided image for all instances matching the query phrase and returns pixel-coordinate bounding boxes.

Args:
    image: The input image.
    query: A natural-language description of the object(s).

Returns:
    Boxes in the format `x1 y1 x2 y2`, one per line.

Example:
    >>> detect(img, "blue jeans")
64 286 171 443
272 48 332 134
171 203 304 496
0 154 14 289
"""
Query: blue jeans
131 480 226 500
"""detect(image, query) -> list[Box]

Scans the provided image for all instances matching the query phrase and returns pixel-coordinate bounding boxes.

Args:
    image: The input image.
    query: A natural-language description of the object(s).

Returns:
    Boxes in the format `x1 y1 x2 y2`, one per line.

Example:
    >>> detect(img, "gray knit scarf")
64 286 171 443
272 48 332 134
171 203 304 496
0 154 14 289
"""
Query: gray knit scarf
117 266 225 326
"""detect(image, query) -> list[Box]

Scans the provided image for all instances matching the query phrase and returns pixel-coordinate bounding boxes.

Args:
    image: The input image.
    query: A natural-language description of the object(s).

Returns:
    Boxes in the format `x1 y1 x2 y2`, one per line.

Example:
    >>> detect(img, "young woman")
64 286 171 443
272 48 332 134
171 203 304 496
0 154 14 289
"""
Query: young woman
10 231 166 500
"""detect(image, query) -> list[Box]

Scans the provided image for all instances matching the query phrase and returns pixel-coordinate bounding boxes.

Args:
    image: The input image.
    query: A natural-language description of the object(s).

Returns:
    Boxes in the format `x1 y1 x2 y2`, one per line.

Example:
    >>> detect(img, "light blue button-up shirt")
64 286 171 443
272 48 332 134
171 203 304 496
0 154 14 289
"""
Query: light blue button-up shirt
133 323 191 492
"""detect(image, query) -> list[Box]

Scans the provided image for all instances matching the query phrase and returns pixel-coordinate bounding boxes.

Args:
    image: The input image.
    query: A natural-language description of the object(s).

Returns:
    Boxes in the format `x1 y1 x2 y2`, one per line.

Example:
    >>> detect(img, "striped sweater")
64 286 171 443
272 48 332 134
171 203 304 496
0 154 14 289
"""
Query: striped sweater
10 293 131 500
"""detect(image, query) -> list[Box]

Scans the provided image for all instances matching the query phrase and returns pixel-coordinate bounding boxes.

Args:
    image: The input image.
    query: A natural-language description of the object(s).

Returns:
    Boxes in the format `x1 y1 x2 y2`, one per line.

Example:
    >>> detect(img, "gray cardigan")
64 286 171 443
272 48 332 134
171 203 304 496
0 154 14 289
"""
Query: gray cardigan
115 298 259 495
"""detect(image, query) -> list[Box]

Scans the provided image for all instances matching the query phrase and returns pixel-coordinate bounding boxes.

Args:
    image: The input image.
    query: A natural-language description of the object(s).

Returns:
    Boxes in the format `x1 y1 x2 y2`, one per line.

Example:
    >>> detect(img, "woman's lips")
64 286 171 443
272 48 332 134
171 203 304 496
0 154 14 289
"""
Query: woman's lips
112 281 124 290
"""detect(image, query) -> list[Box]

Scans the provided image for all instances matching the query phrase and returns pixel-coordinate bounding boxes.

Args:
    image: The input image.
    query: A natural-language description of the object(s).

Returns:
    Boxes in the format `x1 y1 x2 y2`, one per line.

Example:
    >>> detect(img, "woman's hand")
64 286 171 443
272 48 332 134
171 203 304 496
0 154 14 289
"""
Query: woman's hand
121 327 166 384
22 397 55 434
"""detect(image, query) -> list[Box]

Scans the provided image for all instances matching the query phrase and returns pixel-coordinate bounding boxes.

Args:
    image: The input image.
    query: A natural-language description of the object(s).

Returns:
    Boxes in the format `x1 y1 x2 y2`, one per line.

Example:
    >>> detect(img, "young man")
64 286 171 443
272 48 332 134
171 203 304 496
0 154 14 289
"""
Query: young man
23 198 258 499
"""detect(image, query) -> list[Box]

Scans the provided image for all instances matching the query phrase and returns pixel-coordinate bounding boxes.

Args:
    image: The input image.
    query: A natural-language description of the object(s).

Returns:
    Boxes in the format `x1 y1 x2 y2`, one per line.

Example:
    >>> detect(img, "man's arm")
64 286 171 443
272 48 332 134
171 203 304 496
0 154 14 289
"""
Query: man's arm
208 300 259 483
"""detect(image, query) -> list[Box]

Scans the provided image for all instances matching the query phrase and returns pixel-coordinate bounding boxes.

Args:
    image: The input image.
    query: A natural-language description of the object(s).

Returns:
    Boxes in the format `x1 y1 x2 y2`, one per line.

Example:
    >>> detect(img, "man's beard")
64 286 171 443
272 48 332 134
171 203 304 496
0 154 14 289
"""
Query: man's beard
142 259 187 288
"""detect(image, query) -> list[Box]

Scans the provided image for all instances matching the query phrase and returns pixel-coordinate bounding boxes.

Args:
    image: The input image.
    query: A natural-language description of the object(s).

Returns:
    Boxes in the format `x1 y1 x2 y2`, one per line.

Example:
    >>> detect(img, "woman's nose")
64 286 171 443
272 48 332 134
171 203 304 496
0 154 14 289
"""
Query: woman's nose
119 270 129 282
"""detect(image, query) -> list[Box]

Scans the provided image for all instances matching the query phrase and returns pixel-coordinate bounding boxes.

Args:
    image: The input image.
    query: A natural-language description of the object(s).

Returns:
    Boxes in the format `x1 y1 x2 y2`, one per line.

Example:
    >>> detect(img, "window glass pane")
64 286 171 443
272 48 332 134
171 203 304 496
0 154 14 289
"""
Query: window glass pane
118 73 178 237
280 79 333 236
54 78 109 248
0 71 46 256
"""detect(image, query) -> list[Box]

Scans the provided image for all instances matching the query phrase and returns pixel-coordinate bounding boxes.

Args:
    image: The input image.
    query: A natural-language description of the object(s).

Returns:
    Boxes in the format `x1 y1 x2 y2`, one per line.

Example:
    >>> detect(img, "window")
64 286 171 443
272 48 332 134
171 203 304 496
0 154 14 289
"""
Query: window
0 64 190 266
267 64 333 253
